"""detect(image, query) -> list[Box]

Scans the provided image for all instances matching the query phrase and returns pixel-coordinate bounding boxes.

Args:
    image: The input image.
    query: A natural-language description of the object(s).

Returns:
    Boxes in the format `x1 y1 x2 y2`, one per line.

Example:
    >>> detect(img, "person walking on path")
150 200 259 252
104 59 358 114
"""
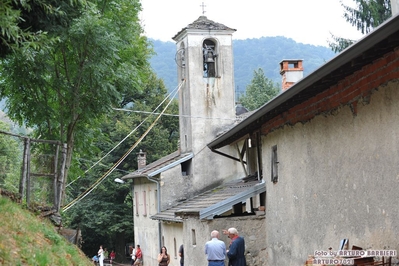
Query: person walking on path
223 228 246 266
130 246 136 266
205 230 226 266
110 250 116 264
98 245 104 266
178 244 184 266
133 245 142 266
157 246 170 266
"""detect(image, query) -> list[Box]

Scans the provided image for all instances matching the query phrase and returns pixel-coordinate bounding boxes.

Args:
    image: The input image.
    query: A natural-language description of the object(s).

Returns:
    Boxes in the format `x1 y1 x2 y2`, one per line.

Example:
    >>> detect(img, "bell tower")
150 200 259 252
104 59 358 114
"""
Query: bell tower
172 16 236 155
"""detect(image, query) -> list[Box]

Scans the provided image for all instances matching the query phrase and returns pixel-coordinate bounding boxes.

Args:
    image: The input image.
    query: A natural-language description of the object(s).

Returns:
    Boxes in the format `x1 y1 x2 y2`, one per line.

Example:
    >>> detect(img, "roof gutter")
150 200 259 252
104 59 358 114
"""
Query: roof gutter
208 13 399 150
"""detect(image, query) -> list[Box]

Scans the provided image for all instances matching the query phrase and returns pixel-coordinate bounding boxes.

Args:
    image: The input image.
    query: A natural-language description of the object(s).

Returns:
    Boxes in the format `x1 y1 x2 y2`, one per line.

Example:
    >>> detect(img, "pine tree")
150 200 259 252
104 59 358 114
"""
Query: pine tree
329 0 391 52
239 68 279 111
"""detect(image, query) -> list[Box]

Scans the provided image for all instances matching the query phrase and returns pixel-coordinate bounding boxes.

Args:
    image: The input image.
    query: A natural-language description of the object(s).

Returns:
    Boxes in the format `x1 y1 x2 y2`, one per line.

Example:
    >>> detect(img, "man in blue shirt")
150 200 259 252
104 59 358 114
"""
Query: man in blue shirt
205 230 226 266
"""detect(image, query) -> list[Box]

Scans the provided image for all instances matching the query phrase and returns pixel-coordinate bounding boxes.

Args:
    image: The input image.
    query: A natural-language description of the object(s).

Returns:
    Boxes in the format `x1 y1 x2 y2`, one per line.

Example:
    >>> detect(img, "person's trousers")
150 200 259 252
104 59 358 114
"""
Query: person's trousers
208 260 224 266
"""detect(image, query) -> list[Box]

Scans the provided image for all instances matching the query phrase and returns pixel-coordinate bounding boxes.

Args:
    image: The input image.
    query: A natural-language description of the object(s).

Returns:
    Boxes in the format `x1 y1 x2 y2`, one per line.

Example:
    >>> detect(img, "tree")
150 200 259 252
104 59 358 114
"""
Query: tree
0 0 153 191
238 68 280 111
63 73 179 258
0 121 22 192
329 0 391 53
0 0 85 58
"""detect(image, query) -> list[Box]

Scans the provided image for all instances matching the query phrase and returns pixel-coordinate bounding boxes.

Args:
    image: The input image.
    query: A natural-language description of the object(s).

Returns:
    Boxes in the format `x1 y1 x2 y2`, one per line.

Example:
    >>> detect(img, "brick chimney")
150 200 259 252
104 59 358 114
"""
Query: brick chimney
280 59 303 91
137 149 147 169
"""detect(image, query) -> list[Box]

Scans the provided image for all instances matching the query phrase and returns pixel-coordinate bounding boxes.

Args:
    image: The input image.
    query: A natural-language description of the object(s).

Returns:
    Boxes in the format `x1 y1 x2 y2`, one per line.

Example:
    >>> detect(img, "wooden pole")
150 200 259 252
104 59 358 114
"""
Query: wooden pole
53 144 60 209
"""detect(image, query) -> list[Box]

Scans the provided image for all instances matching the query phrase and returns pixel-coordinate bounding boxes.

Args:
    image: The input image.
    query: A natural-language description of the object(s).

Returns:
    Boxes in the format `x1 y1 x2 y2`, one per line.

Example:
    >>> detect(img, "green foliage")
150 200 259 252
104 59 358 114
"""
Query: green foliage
63 73 178 257
0 196 93 265
0 121 22 192
0 0 85 58
0 0 153 186
342 0 391 34
238 68 279 111
329 0 391 52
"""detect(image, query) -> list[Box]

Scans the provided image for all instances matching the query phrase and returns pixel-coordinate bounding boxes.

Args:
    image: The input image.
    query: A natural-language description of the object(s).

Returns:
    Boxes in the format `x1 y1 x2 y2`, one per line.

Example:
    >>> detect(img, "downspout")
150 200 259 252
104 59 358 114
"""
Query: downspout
121 174 162 251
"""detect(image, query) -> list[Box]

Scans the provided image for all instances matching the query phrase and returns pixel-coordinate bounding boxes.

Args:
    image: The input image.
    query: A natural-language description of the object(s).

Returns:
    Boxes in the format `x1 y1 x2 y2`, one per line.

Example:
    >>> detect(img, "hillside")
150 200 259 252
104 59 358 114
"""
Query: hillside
149 37 335 97
0 195 93 266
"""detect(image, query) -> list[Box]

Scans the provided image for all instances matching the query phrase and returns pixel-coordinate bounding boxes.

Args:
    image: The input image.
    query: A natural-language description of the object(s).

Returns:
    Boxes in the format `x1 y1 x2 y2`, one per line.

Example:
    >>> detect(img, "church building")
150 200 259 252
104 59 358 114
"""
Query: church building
121 15 266 266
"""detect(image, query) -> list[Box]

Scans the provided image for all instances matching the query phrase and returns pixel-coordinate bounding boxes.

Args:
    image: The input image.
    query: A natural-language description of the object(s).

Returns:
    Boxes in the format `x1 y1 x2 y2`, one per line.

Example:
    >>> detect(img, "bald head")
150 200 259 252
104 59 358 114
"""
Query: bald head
210 230 220 238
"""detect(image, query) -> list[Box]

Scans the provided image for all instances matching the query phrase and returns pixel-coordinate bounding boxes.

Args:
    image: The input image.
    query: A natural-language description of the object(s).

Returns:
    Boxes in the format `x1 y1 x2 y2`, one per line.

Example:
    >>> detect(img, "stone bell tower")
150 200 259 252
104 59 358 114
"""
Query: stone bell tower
172 16 236 156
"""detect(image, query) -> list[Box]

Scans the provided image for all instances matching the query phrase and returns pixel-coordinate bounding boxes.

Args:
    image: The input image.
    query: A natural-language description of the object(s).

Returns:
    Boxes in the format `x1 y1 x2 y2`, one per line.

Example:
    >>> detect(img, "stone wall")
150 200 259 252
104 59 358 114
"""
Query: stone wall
183 215 266 266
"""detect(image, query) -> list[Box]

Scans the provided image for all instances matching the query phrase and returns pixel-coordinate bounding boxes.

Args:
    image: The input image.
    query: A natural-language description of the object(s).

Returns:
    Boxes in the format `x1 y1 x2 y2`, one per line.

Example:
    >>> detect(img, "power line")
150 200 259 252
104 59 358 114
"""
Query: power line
62 81 184 211
112 109 236 121
66 83 181 188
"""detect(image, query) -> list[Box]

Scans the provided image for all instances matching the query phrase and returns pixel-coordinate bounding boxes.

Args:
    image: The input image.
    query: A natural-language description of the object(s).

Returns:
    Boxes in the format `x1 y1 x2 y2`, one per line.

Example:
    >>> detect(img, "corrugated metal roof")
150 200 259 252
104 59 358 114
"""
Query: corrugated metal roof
150 178 265 222
122 151 193 178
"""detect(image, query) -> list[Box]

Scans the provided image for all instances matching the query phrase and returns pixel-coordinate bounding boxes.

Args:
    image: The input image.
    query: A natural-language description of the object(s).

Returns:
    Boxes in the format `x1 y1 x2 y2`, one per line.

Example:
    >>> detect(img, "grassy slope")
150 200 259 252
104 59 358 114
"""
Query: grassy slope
0 196 93 266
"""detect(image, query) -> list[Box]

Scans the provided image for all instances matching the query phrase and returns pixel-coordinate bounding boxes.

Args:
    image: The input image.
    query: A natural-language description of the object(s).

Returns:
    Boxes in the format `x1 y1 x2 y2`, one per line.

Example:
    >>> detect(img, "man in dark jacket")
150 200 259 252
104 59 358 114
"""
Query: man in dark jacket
224 228 246 266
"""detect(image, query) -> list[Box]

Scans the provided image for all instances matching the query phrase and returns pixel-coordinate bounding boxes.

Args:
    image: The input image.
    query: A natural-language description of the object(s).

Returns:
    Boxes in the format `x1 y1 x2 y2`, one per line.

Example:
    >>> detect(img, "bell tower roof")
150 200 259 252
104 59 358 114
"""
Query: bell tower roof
172 16 236 41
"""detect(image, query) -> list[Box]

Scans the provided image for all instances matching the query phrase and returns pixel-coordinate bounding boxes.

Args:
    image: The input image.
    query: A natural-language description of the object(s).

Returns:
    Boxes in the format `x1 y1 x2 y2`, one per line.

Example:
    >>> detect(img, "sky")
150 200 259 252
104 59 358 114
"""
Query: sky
139 0 365 47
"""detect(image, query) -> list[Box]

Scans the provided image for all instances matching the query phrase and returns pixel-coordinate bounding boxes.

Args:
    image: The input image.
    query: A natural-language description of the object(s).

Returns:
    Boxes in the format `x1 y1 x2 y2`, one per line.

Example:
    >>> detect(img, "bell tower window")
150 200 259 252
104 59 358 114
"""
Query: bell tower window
203 40 217 78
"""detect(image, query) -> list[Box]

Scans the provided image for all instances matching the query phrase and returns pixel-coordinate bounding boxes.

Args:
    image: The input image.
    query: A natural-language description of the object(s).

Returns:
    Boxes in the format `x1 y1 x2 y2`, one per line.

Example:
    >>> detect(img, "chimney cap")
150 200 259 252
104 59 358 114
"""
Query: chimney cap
279 59 303 63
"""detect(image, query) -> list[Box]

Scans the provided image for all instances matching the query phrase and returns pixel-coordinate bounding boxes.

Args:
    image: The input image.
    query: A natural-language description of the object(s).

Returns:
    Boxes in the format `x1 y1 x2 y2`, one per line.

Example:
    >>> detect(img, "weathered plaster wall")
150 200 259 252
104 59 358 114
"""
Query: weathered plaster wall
263 81 399 265
177 33 235 156
182 215 266 266
176 32 238 192
160 222 184 266
133 177 160 265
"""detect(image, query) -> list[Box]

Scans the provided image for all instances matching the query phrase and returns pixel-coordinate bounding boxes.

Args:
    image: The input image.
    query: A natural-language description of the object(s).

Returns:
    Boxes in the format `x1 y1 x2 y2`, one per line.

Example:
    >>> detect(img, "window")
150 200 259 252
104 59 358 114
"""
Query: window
174 238 177 259
191 229 196 246
181 159 192 176
143 191 147 216
135 192 139 215
203 39 217 78
271 145 278 183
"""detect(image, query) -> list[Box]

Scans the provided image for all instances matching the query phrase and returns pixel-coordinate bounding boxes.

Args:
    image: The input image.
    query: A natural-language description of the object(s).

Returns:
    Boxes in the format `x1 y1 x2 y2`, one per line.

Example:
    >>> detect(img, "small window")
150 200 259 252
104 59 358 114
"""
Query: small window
271 145 278 183
143 191 147 216
181 159 192 176
203 39 217 78
191 229 196 246
135 192 139 215
174 238 177 259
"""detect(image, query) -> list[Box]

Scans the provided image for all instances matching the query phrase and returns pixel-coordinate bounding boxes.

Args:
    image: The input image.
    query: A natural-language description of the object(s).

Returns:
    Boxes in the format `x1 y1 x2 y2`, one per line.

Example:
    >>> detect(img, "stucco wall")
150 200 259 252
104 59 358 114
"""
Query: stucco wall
177 33 236 156
133 177 160 265
160 222 184 266
263 81 399 265
182 215 266 266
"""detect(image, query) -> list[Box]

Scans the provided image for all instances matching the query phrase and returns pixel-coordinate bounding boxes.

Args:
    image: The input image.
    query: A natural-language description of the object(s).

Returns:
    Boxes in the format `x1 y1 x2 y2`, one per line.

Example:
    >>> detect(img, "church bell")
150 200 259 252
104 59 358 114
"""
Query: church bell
205 51 215 63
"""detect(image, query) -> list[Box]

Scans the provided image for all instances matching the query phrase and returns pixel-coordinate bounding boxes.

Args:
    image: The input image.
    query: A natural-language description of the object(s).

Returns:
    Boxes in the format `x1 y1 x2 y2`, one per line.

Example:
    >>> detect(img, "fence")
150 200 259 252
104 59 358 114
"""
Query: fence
0 130 67 212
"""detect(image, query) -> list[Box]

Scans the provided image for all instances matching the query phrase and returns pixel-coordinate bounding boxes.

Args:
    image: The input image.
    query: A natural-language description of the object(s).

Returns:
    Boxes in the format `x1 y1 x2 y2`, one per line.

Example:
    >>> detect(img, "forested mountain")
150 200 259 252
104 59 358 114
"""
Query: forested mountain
149 37 335 98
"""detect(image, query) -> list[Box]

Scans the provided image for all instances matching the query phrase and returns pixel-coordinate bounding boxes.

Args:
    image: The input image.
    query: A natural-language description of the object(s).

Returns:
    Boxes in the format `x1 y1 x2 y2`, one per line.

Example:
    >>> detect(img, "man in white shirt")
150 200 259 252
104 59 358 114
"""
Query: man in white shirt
205 230 226 266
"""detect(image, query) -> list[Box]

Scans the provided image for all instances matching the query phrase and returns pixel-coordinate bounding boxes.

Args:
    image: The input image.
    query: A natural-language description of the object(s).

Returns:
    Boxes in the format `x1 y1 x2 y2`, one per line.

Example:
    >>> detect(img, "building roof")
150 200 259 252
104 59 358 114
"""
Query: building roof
172 16 236 41
122 150 193 179
150 178 265 222
208 13 399 150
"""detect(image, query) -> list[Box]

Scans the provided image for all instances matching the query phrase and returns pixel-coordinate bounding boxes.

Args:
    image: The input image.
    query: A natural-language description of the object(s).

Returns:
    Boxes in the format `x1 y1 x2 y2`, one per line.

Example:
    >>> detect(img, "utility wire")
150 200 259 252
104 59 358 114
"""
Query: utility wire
112 108 236 121
62 80 184 212
66 84 181 188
